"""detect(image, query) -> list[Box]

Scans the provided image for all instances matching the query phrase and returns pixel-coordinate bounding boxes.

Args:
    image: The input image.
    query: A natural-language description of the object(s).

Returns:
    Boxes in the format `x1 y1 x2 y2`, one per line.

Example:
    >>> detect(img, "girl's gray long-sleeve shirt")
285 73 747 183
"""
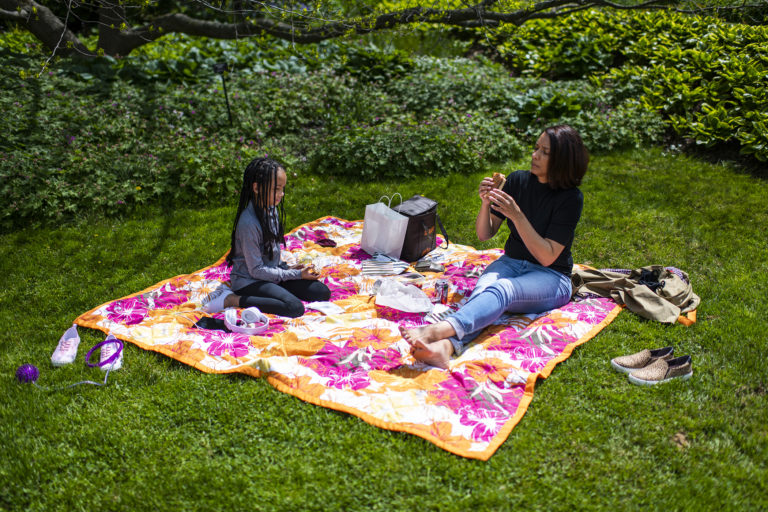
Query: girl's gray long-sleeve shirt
229 203 301 291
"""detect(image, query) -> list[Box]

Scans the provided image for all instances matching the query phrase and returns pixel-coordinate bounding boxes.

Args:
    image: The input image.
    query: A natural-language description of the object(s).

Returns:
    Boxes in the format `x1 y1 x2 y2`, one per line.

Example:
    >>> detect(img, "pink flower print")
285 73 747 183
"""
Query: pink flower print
343 245 372 262
303 343 371 390
284 236 304 251
443 265 463 278
441 267 483 296
303 343 400 390
375 306 424 326
458 406 507 442
509 343 551 373
322 218 341 227
305 229 326 243
576 309 602 324
558 302 603 324
324 368 371 390
449 275 476 296
533 316 577 344
327 279 356 301
202 264 231 281
205 331 251 358
429 373 475 409
260 316 286 336
488 329 527 353
151 285 188 309
105 297 148 325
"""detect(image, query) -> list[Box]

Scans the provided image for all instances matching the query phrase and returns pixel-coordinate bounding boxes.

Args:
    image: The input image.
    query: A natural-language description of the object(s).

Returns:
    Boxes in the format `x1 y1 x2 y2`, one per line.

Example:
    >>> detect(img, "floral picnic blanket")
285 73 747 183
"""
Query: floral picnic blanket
75 216 620 460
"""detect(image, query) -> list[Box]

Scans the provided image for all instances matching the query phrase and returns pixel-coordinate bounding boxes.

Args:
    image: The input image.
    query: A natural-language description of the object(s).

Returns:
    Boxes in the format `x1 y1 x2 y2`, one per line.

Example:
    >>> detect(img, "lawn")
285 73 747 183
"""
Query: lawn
1 147 766 511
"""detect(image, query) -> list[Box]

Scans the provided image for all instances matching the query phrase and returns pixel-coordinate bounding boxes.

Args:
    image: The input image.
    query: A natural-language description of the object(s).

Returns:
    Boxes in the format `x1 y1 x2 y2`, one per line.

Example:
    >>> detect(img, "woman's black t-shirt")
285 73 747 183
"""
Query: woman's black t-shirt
490 170 583 275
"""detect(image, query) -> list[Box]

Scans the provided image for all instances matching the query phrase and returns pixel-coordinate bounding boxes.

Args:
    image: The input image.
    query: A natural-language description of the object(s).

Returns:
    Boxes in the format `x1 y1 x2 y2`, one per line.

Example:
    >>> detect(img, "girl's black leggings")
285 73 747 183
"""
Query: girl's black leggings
234 279 331 318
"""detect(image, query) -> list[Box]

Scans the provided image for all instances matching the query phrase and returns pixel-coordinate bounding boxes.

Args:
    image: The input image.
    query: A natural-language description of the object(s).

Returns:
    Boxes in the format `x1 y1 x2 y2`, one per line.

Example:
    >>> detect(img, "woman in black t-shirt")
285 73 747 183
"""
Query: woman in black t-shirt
401 125 589 369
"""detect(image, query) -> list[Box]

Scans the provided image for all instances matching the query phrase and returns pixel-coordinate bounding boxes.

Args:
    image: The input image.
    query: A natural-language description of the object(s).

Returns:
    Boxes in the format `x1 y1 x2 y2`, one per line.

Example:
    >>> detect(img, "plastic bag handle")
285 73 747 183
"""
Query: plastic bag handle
378 193 403 208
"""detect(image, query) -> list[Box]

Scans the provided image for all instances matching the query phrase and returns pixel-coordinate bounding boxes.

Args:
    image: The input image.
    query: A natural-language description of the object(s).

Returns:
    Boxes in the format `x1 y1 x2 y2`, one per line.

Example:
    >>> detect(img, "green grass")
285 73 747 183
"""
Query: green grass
1 148 766 511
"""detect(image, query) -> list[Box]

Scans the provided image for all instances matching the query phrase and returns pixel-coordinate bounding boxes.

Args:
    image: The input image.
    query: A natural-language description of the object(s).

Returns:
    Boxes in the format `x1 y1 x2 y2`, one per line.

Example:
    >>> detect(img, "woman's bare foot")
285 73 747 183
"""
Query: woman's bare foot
400 322 456 369
410 338 454 369
400 321 456 345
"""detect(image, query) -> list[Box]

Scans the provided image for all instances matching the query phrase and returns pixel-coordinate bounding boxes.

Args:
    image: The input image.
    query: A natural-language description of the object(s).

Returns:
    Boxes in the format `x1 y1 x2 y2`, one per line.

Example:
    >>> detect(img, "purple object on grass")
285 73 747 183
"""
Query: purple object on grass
16 364 39 383
85 335 124 367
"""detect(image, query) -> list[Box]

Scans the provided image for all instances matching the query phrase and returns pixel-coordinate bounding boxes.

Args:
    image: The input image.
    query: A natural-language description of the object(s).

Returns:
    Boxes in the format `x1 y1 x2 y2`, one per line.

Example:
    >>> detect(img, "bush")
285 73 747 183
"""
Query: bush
386 58 665 151
309 113 524 178
334 43 415 82
598 21 768 160
0 31 665 228
474 9 768 162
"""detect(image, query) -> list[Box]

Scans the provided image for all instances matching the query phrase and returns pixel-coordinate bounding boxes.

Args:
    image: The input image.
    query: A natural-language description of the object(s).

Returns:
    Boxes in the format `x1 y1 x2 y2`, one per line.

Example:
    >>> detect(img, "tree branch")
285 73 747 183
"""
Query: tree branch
0 0 95 56
0 6 27 21
4 0 760 59
90 0 681 55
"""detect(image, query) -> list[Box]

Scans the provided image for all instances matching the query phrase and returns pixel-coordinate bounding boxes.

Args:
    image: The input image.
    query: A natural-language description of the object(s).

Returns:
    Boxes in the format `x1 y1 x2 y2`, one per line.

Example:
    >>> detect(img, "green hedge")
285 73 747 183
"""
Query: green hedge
0 30 662 227
310 113 524 178
475 10 768 162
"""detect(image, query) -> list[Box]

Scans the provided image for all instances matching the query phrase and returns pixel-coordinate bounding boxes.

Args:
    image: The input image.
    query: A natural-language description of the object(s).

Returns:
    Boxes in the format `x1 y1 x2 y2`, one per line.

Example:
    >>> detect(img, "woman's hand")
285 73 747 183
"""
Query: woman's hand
478 177 495 204
476 178 504 241
487 188 522 221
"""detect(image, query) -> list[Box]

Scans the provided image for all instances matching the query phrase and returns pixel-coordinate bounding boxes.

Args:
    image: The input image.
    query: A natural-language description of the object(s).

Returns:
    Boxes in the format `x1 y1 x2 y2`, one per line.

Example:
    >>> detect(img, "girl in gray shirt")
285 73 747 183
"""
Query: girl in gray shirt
204 157 330 317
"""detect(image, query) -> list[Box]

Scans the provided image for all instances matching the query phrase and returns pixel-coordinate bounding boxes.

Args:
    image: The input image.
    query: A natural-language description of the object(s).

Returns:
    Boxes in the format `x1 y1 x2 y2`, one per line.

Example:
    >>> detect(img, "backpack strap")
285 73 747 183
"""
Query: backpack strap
436 213 449 249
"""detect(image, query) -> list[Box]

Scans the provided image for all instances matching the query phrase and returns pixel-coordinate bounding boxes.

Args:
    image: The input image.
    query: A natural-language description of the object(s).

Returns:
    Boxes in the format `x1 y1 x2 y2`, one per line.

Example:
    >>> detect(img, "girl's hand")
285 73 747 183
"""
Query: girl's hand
487 189 522 221
479 177 495 203
300 266 320 280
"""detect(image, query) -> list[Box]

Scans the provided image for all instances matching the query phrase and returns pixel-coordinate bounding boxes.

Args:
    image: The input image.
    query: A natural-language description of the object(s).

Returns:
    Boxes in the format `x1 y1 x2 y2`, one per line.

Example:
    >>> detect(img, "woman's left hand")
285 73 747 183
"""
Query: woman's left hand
487 189 522 221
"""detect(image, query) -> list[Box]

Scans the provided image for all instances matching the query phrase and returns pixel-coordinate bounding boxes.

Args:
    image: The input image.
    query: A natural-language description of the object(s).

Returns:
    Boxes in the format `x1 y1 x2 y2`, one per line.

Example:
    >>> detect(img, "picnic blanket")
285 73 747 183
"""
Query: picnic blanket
75 216 621 460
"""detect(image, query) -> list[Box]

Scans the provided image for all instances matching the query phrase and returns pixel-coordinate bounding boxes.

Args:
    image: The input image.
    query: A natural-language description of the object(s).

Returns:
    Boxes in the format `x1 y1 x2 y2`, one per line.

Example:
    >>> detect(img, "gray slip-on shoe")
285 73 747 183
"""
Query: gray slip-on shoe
628 355 693 386
610 346 674 374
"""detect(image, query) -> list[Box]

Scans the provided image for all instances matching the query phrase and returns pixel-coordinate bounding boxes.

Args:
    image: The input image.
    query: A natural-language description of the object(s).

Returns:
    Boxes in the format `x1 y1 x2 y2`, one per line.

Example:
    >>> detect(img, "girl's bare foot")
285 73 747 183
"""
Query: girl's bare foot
223 294 241 309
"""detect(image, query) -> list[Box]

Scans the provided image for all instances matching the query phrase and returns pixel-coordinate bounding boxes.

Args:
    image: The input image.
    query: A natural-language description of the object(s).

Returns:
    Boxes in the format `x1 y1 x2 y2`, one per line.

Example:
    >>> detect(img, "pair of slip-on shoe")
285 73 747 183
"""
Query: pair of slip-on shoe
611 346 693 386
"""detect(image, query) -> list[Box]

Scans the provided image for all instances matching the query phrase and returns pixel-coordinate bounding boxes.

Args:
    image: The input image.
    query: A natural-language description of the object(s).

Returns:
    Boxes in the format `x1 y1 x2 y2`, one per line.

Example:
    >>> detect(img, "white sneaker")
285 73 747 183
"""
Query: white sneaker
202 284 234 313
51 324 80 366
100 335 123 372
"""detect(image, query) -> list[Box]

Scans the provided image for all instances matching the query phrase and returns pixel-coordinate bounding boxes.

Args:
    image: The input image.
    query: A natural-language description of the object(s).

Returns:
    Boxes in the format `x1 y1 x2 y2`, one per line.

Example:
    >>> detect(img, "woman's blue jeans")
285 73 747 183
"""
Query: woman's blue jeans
445 255 572 355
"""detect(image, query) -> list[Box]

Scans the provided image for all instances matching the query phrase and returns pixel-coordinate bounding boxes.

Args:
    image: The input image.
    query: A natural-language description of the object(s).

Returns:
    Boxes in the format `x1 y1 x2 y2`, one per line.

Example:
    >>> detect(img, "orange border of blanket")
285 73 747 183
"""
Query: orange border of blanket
74 236 623 461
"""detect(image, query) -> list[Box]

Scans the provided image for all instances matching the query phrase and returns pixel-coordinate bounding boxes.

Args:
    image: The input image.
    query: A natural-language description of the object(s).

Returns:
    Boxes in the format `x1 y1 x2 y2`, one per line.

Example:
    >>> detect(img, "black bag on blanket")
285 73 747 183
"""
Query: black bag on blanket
392 195 449 262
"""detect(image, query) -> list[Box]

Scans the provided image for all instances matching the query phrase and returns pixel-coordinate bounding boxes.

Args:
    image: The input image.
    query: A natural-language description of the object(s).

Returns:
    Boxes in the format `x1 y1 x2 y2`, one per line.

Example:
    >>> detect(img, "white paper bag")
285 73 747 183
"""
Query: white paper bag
360 195 408 259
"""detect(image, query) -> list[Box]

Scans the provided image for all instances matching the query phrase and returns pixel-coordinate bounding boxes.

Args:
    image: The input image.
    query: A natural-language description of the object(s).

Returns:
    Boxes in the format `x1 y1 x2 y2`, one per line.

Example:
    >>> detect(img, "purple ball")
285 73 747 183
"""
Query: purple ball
16 364 39 384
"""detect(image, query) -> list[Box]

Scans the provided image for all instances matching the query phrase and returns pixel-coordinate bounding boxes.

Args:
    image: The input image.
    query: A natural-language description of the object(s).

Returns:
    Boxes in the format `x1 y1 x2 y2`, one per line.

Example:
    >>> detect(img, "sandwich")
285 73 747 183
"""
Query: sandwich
491 172 506 190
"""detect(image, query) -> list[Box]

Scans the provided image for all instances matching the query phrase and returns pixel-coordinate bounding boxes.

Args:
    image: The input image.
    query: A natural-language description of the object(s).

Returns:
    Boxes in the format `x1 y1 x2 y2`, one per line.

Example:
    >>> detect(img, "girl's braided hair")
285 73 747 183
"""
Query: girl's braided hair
226 157 286 266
